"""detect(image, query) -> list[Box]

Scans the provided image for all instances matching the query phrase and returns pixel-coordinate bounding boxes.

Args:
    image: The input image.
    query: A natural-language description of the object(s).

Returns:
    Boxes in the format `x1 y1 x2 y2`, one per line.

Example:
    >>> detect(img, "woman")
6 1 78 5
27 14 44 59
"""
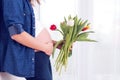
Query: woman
0 0 55 80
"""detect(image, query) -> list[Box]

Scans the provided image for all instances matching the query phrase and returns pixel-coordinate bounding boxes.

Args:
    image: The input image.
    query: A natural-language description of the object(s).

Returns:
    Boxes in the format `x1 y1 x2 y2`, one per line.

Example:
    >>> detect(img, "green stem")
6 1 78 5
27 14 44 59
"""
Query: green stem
55 48 64 71
56 29 64 36
52 40 63 58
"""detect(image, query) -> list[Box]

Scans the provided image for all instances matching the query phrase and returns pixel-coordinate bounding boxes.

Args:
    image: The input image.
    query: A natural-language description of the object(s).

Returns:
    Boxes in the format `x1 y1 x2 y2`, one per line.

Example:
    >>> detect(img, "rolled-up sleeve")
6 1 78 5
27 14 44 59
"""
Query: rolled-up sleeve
3 0 25 36
8 24 24 36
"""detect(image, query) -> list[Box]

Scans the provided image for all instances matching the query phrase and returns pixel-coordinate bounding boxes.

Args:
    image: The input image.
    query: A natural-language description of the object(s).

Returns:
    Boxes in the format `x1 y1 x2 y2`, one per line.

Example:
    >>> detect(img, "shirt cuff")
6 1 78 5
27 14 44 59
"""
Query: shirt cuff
8 24 24 36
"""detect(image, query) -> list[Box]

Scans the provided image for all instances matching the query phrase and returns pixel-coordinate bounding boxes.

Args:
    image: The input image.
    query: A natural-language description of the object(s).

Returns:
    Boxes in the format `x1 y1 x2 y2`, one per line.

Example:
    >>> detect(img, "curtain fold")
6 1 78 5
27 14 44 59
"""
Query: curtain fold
73 0 120 80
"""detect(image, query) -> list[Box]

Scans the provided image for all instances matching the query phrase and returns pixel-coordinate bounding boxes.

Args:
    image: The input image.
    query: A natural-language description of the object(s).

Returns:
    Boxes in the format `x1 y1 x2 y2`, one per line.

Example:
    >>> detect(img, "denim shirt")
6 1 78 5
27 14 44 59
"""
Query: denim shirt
0 0 35 77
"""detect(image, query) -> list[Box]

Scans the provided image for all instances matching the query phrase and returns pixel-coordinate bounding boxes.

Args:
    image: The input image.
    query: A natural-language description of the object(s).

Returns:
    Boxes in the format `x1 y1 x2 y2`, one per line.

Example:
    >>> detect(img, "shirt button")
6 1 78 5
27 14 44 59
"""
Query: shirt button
33 16 35 18
32 58 34 61
33 27 35 29
23 13 26 16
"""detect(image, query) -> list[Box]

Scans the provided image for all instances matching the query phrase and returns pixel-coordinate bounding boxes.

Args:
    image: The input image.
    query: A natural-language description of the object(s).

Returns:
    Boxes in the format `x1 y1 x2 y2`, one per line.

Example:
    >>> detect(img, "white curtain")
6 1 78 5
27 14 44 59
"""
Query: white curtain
72 0 120 80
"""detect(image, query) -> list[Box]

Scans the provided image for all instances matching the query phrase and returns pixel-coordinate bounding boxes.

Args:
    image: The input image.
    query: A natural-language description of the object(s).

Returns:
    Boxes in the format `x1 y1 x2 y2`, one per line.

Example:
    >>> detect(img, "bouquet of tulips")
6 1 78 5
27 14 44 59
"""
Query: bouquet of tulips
50 15 96 73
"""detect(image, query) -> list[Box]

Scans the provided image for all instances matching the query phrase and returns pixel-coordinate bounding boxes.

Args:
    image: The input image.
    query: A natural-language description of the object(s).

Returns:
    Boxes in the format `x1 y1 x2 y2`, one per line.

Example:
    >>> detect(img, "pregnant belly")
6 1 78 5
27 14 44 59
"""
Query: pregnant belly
36 28 52 44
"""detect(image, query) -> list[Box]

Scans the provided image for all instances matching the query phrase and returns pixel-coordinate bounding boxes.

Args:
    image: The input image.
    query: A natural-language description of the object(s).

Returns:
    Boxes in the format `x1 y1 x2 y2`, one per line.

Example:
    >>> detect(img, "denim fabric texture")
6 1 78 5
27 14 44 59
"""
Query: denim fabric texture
26 51 52 80
0 0 36 77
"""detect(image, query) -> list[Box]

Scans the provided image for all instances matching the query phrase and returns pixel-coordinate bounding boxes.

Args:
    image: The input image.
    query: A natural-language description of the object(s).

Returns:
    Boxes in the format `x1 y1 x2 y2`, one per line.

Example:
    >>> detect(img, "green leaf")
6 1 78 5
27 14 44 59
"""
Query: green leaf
64 17 67 23
68 15 72 20
68 50 72 57
72 16 79 38
76 31 96 42
60 22 69 38
67 27 74 42
73 15 78 20
77 20 88 33
77 38 97 42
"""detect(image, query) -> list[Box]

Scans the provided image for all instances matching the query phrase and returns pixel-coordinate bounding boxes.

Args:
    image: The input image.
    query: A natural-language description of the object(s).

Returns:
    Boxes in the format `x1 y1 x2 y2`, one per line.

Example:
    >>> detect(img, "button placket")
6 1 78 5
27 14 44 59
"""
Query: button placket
23 13 26 16
32 58 34 62
33 15 35 18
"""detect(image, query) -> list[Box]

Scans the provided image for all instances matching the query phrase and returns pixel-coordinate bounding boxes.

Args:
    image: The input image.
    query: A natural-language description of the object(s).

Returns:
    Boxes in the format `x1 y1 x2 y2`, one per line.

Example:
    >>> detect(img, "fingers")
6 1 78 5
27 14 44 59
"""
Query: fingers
34 42 53 55
43 42 53 55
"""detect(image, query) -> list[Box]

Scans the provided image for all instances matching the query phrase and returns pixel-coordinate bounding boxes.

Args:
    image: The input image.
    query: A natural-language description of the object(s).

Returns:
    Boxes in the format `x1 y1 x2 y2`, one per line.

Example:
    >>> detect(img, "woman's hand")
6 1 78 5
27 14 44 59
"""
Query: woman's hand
44 42 53 56
35 42 53 56
52 40 65 49
52 40 72 50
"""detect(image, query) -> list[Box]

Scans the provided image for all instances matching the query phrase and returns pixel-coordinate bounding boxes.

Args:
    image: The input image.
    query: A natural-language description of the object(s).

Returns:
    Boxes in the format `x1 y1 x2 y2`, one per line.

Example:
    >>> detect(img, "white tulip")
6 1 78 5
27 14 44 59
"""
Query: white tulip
67 19 74 26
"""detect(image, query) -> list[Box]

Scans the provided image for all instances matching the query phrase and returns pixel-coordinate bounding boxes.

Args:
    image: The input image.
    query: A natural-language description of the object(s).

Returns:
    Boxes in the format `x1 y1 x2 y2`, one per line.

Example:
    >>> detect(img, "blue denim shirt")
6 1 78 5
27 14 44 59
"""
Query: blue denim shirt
0 0 35 77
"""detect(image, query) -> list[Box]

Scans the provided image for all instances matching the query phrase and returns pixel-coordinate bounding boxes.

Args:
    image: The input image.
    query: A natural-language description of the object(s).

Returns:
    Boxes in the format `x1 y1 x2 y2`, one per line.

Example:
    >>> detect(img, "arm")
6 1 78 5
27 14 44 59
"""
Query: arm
11 31 53 54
